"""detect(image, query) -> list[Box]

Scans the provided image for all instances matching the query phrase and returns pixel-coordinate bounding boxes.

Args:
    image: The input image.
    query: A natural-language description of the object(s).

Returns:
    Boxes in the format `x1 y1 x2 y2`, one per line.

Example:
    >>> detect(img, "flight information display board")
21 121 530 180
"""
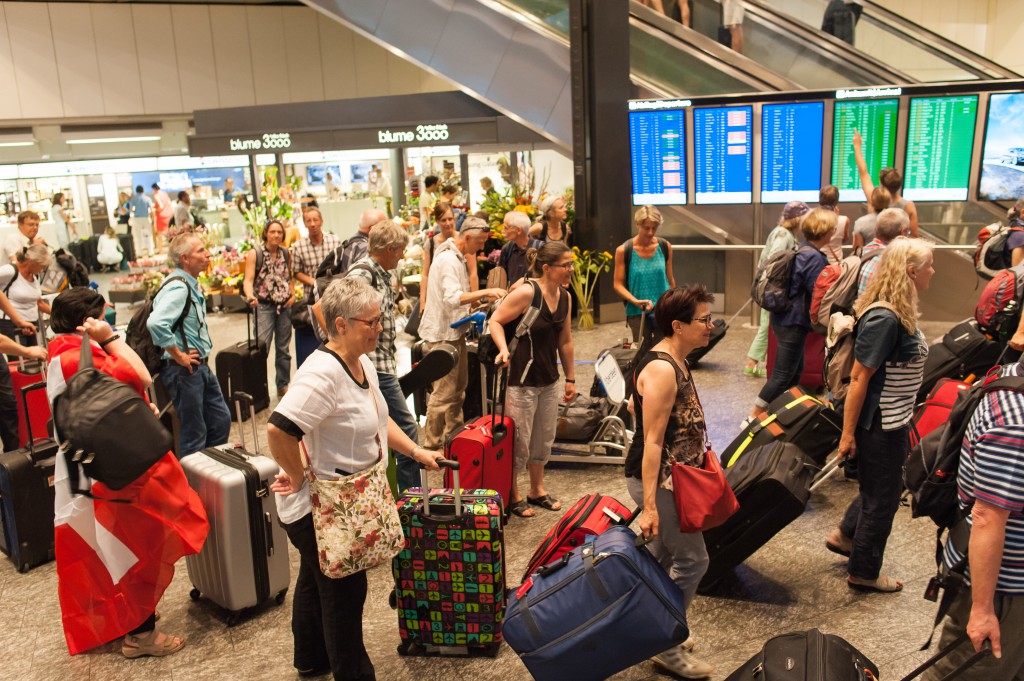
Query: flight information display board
979 91 1024 201
629 109 687 205
761 101 825 203
831 98 899 202
904 95 978 201
694 105 753 204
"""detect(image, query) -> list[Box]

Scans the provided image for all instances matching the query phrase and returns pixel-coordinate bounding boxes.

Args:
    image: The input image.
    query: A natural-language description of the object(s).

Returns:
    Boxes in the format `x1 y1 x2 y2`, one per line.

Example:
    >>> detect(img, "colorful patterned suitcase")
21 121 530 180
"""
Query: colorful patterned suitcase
393 462 505 657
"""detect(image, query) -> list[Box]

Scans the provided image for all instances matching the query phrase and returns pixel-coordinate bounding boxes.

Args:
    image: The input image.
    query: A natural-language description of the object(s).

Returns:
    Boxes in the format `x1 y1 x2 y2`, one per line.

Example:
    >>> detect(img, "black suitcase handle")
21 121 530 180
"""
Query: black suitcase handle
899 633 992 681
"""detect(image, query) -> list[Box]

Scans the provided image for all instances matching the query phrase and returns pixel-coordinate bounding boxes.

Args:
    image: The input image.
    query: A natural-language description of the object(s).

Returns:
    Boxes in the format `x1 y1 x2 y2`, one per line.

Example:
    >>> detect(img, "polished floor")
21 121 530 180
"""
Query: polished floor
1 282 958 681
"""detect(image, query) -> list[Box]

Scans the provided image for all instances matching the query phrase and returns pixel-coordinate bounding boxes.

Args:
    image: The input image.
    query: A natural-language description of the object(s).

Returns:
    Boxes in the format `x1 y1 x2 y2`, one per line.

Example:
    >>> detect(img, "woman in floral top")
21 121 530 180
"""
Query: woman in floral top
625 284 717 680
267 278 443 680
243 219 295 396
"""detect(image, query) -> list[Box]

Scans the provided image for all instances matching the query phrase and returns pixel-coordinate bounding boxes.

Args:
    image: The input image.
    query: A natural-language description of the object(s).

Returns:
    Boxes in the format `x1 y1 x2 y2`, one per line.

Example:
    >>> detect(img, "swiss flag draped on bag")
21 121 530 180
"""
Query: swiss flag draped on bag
48 334 209 655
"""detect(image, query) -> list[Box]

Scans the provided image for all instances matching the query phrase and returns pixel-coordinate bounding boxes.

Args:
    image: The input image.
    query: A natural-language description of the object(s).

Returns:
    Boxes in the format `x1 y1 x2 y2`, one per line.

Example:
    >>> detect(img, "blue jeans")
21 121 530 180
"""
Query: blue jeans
159 363 231 456
377 371 420 493
839 411 909 580
256 303 292 391
756 320 807 409
294 325 320 368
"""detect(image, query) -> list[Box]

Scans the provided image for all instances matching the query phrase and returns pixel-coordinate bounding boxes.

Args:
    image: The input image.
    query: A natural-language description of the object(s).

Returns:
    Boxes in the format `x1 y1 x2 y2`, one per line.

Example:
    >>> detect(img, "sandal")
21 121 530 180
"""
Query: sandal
825 530 852 557
122 629 186 658
743 366 766 378
527 495 562 512
510 500 535 518
847 575 903 593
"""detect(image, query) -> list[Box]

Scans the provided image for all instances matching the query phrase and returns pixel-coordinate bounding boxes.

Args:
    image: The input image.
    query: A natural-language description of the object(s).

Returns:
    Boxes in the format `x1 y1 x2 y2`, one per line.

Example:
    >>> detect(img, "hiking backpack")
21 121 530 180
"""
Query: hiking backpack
904 371 1024 529
808 250 881 334
974 222 1024 280
974 263 1024 337
822 301 896 402
751 245 811 314
54 249 90 288
125 276 193 376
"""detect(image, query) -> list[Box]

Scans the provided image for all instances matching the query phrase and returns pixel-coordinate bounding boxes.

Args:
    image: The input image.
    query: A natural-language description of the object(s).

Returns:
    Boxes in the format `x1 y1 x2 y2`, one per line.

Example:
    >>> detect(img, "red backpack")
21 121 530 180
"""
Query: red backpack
974 264 1024 336
809 250 882 334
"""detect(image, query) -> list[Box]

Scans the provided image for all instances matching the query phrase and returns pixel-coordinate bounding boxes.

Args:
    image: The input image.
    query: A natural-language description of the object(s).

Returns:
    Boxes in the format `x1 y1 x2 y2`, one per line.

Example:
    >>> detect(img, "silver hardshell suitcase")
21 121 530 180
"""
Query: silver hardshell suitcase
181 393 290 625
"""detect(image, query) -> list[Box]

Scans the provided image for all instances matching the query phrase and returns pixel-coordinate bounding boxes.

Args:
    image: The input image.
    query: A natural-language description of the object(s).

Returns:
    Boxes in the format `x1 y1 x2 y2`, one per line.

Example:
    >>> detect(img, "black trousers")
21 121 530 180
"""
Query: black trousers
0 359 19 452
282 513 375 681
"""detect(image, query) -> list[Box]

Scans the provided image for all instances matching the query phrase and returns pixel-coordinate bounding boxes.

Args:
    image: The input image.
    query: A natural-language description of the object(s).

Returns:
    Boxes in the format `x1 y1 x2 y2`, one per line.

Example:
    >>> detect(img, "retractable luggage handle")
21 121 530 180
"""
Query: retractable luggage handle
20 382 50 458
421 459 461 518
232 391 260 455
490 365 509 443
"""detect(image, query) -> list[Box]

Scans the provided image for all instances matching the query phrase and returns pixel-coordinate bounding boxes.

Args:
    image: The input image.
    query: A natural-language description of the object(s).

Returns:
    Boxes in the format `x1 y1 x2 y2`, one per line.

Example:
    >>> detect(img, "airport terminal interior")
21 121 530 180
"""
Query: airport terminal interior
1 0 1024 679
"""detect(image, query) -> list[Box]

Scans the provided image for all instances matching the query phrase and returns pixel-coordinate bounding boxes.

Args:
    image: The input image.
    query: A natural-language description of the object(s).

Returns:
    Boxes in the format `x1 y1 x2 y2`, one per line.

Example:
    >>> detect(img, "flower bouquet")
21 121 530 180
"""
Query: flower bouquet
569 246 613 330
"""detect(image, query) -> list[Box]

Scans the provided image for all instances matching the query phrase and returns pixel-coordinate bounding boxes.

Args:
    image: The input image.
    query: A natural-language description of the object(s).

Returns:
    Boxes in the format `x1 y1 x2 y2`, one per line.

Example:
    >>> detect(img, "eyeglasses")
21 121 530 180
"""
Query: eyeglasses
691 314 714 326
551 262 574 270
350 316 383 328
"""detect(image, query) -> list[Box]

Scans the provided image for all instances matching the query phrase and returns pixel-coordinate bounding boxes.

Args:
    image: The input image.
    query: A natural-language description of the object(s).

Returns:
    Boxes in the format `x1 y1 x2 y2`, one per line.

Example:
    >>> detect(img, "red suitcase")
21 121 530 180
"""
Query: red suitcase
767 327 826 389
910 377 972 447
520 493 634 583
444 373 514 507
10 359 50 448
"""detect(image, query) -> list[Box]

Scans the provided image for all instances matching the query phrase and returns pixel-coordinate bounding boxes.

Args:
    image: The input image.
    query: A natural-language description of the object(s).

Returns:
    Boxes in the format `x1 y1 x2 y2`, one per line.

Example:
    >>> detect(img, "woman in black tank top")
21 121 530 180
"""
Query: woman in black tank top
488 242 575 519
624 284 717 678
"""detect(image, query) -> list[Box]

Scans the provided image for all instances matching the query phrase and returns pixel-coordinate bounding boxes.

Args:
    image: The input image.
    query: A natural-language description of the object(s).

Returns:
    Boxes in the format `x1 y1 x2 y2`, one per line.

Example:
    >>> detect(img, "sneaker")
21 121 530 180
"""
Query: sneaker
743 365 767 378
651 648 714 679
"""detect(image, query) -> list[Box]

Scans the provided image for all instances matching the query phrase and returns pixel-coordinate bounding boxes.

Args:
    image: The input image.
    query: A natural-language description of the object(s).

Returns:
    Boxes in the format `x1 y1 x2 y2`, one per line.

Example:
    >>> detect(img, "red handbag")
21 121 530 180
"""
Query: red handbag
671 447 739 533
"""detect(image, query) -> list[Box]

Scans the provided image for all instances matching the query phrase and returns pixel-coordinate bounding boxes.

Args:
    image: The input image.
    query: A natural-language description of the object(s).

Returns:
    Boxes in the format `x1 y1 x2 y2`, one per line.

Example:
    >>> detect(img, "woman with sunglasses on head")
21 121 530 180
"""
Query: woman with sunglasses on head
243 219 295 397
490 241 575 518
628 284 717 679
746 208 836 423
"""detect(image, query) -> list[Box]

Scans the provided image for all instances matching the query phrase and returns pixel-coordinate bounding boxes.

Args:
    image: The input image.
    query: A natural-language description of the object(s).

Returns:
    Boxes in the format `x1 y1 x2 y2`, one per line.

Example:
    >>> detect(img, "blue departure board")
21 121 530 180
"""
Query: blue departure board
629 109 687 205
694 106 753 204
761 102 825 203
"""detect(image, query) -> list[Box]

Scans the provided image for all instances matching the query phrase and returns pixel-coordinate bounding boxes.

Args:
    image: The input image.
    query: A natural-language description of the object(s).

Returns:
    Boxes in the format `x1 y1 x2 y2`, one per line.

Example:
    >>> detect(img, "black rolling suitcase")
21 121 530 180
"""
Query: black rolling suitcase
918 319 1003 401
721 386 842 468
687 319 727 366
699 442 815 592
0 383 58 572
725 629 878 681
216 308 269 420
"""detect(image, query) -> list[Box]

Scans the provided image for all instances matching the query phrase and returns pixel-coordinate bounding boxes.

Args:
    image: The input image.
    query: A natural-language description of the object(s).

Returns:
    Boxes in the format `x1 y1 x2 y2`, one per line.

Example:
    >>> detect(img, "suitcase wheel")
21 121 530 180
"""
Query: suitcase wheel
189 587 201 601
275 589 288 605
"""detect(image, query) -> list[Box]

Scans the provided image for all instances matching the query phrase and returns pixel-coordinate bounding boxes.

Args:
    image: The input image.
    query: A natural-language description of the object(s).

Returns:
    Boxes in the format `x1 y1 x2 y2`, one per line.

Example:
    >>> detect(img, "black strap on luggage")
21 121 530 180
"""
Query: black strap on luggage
900 632 992 681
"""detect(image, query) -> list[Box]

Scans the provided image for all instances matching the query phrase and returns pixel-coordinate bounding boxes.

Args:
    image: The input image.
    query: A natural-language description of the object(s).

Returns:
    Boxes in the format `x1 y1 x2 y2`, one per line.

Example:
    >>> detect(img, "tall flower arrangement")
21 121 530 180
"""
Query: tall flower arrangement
569 246 613 330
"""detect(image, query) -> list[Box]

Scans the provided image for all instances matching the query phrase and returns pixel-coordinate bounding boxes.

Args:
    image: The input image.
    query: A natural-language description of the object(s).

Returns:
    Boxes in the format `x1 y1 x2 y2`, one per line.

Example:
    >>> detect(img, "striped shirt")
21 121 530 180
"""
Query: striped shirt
854 308 928 431
290 234 342 302
943 362 1024 594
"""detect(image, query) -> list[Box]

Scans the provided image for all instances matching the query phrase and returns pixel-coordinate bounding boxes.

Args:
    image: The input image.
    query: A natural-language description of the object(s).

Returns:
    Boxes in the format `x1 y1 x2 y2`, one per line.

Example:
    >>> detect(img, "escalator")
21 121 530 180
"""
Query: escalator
758 0 1020 82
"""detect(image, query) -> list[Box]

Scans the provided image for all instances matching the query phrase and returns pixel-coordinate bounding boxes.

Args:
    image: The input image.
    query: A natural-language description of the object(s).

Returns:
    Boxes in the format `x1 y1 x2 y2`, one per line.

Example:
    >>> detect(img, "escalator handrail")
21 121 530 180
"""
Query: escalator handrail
629 2 801 93
739 0 917 85
859 0 1021 80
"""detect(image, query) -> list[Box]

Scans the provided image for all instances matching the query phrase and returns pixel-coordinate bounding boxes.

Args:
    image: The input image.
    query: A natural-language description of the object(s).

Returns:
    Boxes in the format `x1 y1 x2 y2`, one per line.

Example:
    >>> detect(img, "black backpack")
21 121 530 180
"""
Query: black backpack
54 332 172 494
54 249 90 287
125 276 193 376
904 372 1024 529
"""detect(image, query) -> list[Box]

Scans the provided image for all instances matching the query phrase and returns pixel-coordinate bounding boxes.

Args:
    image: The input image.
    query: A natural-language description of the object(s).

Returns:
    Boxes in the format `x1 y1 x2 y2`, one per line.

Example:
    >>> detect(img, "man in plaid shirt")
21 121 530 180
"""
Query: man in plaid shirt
857 207 910 296
344 219 421 492
291 206 341 366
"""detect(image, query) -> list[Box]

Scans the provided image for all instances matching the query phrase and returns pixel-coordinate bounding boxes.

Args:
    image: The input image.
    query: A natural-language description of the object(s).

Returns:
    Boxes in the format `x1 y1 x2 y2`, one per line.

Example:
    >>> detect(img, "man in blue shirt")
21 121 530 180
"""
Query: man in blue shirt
128 185 154 257
148 233 230 454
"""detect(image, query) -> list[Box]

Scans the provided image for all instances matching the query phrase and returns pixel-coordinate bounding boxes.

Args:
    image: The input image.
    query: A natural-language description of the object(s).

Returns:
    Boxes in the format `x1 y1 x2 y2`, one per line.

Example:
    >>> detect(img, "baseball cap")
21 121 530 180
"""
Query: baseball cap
781 201 810 221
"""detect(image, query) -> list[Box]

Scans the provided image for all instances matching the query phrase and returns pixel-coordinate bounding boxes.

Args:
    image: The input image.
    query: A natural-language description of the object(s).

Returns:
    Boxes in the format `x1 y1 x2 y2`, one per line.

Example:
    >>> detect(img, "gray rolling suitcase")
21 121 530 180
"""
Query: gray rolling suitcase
182 392 290 625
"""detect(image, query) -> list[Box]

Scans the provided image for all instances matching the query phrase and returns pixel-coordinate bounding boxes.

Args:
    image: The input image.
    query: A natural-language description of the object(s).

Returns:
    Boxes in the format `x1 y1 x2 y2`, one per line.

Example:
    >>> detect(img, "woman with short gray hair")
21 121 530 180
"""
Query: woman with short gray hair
0 243 53 348
530 195 571 245
267 276 444 680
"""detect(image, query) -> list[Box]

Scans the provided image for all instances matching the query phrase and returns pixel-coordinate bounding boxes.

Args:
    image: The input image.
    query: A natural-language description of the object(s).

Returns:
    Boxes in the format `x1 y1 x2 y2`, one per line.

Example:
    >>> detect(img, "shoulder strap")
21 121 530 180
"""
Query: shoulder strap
156 275 193 351
623 238 634 271
282 246 291 269
255 246 264 273
2 265 18 297
658 238 670 261
347 262 381 290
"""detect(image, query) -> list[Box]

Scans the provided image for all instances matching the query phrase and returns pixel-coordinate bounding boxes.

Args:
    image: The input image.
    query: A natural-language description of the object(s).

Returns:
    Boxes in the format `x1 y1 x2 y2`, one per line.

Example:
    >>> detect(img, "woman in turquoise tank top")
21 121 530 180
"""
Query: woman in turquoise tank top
613 206 675 355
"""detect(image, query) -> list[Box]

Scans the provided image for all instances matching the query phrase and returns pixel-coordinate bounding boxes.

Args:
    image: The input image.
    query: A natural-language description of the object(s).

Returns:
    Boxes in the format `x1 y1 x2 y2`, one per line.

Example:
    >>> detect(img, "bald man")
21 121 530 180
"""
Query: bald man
336 208 388 273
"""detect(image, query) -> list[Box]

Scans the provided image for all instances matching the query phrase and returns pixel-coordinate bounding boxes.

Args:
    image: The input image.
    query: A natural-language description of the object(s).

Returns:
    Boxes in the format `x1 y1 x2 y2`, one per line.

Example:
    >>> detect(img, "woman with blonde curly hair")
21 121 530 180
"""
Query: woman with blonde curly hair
826 237 934 593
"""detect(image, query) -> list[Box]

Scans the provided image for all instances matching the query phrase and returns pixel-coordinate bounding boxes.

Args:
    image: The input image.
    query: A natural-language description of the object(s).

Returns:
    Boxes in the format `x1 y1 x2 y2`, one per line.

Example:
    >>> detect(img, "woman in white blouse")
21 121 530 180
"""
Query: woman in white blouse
266 277 442 680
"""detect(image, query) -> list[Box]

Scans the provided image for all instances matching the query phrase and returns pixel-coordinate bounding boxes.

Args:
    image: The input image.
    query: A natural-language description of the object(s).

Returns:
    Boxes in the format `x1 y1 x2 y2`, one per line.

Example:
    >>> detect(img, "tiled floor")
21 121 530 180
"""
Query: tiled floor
2 281 958 681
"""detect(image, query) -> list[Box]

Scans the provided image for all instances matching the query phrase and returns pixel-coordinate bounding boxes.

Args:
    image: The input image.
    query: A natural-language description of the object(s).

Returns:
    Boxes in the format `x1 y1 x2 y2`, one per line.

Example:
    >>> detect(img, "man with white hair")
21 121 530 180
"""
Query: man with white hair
856 207 910 296
148 233 231 455
499 211 543 287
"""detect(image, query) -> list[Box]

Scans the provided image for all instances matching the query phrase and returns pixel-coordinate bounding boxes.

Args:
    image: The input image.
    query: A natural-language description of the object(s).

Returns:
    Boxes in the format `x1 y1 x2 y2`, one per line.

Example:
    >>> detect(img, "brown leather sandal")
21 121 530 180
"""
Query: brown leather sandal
122 629 186 658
